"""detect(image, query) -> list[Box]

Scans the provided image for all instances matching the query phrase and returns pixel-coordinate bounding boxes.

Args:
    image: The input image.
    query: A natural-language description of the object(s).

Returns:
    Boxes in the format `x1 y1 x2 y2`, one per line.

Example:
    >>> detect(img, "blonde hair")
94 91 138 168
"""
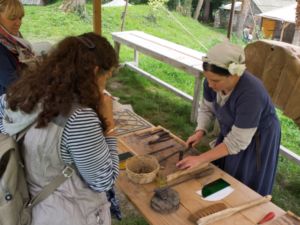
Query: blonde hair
0 0 24 20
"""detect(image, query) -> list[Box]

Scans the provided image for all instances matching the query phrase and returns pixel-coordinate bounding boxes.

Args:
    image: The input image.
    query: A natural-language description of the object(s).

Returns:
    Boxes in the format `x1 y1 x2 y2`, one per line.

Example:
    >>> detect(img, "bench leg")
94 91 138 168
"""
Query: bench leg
191 74 202 122
114 41 120 60
134 50 139 67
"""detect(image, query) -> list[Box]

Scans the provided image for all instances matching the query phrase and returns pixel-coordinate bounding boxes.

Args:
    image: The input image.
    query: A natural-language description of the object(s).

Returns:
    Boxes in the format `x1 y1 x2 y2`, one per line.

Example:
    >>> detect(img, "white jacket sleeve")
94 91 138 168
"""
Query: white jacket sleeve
195 98 215 133
223 125 257 154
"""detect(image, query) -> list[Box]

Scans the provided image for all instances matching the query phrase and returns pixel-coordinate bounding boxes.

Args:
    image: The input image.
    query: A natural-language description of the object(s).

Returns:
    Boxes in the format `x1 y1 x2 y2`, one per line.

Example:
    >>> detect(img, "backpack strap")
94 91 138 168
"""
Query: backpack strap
24 108 79 208
27 165 75 208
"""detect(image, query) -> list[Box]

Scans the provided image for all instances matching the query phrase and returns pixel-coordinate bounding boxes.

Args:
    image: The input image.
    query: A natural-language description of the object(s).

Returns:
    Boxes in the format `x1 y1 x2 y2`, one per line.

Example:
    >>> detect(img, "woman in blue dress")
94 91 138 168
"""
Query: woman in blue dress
176 41 281 195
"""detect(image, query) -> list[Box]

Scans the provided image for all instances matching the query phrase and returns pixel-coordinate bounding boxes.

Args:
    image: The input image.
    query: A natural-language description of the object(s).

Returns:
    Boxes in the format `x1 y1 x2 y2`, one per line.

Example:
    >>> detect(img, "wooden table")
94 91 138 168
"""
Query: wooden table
112 31 205 122
116 126 286 225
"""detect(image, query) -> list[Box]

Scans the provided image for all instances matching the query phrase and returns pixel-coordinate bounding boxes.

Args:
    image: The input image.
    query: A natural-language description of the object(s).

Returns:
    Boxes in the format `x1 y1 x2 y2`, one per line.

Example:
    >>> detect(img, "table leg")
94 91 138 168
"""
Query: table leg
134 50 139 67
191 74 202 122
114 41 120 60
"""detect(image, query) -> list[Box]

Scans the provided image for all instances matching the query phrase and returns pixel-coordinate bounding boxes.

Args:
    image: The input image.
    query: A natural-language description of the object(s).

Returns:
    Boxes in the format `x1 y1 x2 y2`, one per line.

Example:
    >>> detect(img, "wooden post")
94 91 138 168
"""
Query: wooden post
120 0 129 31
227 0 236 39
191 74 202 122
93 0 101 35
280 22 289 41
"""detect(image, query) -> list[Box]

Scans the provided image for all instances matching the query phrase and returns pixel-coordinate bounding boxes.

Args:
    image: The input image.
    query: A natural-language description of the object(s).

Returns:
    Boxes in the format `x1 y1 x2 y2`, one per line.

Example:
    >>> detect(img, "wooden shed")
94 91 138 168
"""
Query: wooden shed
215 0 296 34
257 3 296 43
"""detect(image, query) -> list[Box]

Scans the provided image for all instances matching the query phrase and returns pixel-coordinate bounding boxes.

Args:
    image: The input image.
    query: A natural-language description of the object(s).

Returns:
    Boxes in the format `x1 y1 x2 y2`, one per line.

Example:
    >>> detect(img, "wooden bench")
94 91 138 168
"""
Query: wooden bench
112 31 205 122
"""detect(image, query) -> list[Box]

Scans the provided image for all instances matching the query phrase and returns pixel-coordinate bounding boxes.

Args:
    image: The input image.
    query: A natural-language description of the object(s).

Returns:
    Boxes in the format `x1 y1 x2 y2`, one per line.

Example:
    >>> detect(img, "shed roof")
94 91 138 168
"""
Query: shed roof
220 1 242 11
252 0 295 12
220 0 296 13
257 3 296 23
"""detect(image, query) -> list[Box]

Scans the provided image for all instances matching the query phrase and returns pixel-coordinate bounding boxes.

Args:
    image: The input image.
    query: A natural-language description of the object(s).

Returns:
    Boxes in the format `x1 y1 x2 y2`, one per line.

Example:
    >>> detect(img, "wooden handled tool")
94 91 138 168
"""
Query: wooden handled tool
197 195 272 225
261 211 300 225
166 163 209 183
155 167 214 194
257 211 275 224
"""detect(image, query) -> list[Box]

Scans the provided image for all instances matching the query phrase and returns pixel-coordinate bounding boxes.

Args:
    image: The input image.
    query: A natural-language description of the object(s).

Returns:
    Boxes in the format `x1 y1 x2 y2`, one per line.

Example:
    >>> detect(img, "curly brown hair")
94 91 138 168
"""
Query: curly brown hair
6 32 118 128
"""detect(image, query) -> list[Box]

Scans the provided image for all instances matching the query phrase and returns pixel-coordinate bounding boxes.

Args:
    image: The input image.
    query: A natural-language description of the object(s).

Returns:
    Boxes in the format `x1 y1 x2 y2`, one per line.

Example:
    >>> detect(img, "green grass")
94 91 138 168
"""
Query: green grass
21 1 300 221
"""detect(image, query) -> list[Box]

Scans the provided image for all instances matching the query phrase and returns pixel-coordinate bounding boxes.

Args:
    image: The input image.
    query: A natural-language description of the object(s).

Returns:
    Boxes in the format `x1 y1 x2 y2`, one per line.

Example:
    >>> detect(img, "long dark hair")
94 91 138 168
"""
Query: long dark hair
6 32 118 128
202 62 231 77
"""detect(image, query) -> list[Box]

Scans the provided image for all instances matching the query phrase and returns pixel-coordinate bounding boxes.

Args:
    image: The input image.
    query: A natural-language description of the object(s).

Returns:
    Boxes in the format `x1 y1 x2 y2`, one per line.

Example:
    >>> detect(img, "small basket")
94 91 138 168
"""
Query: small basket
126 155 160 184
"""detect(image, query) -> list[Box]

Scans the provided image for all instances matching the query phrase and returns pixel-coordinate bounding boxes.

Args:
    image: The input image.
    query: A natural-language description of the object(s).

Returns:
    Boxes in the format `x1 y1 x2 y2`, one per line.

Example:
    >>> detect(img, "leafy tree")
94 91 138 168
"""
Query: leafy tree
59 0 88 19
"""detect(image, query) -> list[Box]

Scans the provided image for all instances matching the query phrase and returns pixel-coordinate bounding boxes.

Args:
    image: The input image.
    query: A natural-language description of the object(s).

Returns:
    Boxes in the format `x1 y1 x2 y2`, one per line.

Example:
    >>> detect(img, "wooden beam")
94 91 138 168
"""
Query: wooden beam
280 22 289 41
280 145 300 165
227 0 236 39
93 0 101 35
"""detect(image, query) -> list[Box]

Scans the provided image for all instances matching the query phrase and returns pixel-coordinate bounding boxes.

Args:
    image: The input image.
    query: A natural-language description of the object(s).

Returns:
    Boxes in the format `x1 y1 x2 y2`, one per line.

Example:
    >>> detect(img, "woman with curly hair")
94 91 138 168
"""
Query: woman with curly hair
0 32 119 225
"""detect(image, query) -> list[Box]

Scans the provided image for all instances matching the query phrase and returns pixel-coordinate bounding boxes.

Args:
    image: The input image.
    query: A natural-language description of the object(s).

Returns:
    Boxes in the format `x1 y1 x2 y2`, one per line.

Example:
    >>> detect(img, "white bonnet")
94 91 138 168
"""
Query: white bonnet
202 41 246 76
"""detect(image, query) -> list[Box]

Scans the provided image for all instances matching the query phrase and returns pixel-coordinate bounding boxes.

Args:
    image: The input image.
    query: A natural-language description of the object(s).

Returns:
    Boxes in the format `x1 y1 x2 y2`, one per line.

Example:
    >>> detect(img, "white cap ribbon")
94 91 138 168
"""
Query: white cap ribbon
228 62 246 76
203 40 246 76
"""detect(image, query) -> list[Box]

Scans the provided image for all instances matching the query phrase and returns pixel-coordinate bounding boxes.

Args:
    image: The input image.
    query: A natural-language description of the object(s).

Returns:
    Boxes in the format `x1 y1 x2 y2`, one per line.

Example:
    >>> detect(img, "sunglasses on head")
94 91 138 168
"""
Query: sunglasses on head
76 36 96 49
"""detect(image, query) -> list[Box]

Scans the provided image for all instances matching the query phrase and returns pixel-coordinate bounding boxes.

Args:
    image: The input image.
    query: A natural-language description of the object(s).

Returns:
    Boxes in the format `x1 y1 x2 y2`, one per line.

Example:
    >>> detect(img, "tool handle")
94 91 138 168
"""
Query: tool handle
287 211 300 221
155 167 214 193
257 212 275 224
167 163 209 183
197 195 272 225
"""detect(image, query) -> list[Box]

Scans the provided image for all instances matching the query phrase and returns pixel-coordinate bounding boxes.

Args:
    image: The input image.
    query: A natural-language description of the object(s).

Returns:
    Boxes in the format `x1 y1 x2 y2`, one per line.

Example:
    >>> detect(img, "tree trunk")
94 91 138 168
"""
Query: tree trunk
60 0 87 18
193 0 204 20
203 0 210 22
182 0 193 16
235 0 250 37
293 0 300 46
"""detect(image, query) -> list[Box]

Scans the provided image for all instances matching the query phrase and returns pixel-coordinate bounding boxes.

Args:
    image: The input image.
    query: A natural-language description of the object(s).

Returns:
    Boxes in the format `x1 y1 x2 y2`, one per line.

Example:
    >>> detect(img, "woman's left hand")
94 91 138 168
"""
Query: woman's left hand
176 155 204 170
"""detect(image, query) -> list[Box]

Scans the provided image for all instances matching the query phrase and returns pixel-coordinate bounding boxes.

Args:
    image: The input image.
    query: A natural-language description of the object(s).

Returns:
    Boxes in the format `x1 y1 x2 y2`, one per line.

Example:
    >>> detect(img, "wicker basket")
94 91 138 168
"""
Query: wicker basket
126 155 160 184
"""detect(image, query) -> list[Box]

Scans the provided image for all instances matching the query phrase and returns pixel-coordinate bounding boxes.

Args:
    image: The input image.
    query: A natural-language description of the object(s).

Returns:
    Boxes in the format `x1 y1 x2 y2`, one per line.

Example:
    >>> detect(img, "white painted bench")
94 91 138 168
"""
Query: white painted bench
112 30 205 122
112 31 300 165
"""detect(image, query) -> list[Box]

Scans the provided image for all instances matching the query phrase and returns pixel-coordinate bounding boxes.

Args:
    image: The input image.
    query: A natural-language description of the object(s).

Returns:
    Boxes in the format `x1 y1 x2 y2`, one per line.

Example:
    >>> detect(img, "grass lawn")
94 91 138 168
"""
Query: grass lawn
22 1 300 222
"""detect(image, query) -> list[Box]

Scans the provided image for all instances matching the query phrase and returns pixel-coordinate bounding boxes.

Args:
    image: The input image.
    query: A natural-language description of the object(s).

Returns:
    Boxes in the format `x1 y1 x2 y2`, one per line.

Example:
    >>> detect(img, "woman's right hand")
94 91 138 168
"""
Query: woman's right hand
186 130 204 147
98 93 115 135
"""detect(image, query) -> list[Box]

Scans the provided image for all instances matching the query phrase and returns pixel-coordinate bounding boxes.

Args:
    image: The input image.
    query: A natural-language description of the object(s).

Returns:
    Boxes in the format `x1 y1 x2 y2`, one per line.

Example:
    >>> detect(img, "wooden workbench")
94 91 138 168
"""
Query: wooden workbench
116 126 286 225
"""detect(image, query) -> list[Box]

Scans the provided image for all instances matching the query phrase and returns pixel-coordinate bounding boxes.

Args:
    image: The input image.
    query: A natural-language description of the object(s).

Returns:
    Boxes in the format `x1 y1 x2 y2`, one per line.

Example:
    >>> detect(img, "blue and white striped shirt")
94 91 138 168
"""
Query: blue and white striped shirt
0 95 119 192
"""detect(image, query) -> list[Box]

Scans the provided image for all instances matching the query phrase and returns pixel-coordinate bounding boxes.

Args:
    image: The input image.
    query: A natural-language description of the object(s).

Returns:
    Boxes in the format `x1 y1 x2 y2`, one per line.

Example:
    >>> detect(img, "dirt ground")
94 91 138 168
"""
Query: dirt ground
111 185 147 225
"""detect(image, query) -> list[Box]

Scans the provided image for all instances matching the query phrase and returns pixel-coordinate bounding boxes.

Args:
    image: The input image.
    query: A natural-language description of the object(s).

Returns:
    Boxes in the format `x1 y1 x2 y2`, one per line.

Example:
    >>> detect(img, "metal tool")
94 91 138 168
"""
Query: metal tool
154 167 214 199
148 133 172 145
149 145 174 155
166 163 209 183
136 129 164 139
184 143 199 156
159 149 182 163
154 168 214 202
178 150 184 161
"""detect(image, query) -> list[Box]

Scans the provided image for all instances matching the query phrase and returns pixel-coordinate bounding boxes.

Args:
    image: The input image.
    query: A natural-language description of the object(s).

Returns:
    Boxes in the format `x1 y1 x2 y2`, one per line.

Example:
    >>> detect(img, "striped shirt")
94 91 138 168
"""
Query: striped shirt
0 95 119 192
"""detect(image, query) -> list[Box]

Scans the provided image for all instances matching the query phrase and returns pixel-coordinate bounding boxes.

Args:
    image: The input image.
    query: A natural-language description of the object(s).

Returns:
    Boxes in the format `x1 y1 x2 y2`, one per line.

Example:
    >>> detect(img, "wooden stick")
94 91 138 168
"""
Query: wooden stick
287 211 300 221
197 195 272 225
166 163 209 183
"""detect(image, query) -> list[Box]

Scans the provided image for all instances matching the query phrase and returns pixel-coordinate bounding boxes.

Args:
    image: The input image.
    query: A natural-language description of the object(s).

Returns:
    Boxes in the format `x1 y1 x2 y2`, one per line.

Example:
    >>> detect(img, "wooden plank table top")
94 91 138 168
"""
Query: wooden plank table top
112 31 205 122
116 126 286 225
112 30 205 77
